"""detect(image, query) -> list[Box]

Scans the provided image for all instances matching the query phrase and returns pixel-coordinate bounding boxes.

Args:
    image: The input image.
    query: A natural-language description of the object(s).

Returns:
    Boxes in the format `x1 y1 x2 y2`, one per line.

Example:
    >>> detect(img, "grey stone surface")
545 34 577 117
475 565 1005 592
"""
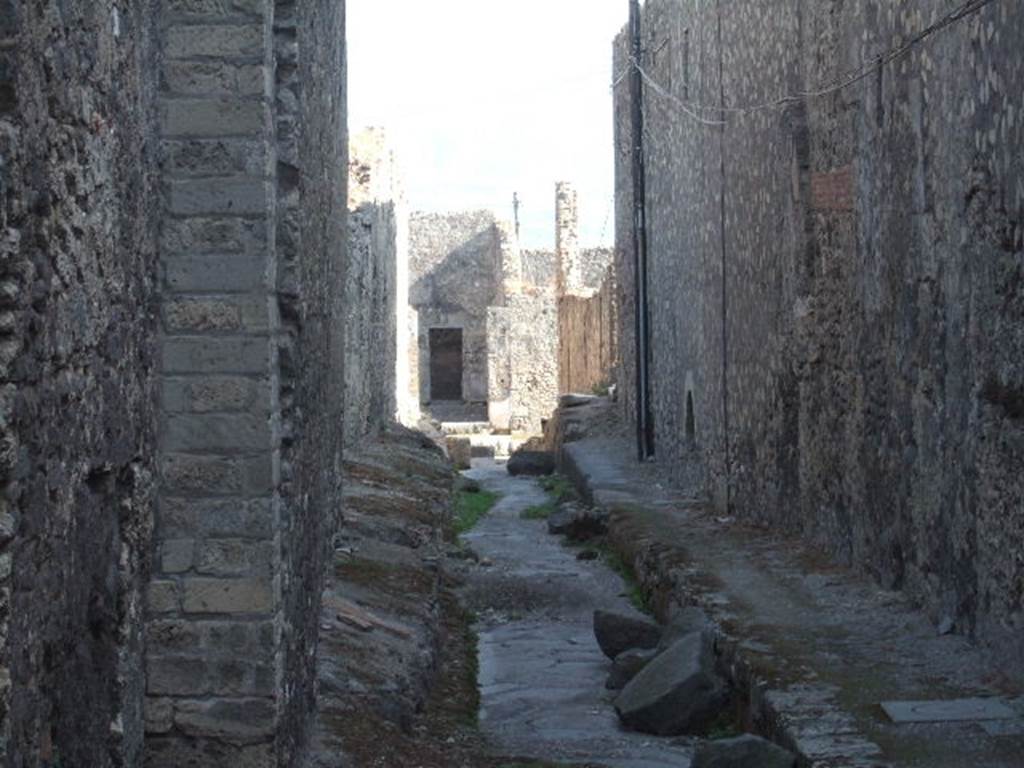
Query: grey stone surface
556 411 1024 766
691 735 797 768
881 698 1018 724
614 633 729 736
547 502 609 542
507 450 556 476
613 0 1024 680
1 2 161 764
606 648 657 691
593 609 661 660
462 460 694 768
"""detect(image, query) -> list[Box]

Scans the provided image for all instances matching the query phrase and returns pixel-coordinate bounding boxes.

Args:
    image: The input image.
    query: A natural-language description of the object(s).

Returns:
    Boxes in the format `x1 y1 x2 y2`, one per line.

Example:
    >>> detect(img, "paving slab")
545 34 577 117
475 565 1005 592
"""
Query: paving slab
881 699 1018 724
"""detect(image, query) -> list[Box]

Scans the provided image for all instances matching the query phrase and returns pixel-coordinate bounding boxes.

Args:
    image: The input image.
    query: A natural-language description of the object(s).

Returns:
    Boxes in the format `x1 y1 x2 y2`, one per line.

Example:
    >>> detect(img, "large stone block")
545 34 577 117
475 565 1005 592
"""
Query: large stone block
614 633 729 736
145 737 273 768
165 24 264 60
173 699 277 745
196 539 274 577
161 337 269 375
161 453 275 496
181 577 274 614
163 296 267 334
147 655 275 697
164 253 267 293
161 216 267 255
162 138 267 176
160 497 274 539
166 177 269 216
163 0 268 23
163 60 265 97
147 618 275 660
162 375 266 414
148 580 181 614
163 413 271 453
160 97 265 138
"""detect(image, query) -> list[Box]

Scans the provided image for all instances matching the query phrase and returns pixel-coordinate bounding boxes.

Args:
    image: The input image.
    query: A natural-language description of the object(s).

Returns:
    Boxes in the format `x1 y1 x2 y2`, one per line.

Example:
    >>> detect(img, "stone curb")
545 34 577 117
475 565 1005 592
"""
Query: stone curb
558 440 891 768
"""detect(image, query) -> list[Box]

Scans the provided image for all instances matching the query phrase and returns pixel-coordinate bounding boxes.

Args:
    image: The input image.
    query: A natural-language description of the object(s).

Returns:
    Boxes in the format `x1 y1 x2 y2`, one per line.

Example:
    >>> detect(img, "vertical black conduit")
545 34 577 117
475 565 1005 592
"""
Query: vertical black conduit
629 0 655 461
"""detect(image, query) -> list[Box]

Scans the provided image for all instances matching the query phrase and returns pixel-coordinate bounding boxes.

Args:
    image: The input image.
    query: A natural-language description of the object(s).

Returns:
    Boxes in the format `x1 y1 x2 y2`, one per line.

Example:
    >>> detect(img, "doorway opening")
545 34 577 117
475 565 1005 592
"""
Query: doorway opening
685 390 696 445
429 328 463 401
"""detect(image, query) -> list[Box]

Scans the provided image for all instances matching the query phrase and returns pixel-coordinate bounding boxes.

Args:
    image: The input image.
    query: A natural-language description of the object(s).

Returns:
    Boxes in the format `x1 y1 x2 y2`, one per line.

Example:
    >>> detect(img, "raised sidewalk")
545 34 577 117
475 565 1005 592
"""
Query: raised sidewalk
551 398 1024 768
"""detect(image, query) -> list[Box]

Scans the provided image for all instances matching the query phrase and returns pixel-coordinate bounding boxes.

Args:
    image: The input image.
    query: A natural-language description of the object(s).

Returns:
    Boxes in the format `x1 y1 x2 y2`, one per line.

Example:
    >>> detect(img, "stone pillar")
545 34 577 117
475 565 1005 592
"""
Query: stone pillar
556 181 582 297
147 2 282 764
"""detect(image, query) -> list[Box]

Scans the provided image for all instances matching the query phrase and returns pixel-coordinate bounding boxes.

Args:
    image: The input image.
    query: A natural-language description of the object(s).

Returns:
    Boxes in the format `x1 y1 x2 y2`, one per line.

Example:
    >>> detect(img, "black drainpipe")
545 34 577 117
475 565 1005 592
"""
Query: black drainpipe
629 0 655 461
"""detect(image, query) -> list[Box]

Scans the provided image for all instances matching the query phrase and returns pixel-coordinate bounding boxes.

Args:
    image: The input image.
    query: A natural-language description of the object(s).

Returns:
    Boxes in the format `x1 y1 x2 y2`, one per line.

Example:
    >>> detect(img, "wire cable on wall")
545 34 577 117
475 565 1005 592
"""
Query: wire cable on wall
613 0 998 125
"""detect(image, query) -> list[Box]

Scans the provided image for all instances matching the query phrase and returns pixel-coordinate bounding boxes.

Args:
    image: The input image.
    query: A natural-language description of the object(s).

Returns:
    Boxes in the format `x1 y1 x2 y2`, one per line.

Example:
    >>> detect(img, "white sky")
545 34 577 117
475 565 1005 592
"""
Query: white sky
347 0 628 250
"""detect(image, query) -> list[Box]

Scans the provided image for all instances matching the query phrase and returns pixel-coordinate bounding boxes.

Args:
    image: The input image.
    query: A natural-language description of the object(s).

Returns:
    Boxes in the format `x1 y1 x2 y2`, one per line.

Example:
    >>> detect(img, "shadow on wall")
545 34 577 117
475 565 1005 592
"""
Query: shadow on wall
345 199 399 439
410 227 504 405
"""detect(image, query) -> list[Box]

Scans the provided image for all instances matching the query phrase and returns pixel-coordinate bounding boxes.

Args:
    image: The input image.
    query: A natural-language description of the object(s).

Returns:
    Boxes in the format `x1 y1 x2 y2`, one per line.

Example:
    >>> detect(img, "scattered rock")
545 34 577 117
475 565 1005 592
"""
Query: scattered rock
692 734 797 768
446 437 472 470
576 549 599 561
559 393 598 409
547 502 609 541
593 609 661 659
614 632 729 736
506 450 555 476
658 606 714 651
606 647 657 690
454 475 481 494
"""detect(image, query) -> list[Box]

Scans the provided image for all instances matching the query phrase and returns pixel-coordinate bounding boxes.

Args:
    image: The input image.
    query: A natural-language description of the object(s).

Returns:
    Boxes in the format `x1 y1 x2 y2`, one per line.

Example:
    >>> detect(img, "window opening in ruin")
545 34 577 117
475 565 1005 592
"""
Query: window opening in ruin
429 327 464 401
685 390 696 445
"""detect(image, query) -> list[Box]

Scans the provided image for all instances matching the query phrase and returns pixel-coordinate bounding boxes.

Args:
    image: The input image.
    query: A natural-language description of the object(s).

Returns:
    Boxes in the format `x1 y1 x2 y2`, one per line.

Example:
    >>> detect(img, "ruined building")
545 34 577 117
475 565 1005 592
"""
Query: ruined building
0 1 374 764
407 184 615 435
614 0 1023 674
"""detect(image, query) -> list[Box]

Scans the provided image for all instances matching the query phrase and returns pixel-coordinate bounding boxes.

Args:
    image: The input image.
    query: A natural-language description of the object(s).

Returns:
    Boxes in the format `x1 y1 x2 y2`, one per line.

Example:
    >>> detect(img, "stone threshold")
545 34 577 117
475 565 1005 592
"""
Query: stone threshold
550 402 1024 768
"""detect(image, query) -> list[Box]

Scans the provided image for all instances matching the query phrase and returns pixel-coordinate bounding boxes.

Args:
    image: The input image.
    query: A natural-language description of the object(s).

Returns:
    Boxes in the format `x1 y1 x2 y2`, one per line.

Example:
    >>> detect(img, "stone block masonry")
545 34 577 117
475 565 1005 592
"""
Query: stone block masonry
613 0 1024 678
149 0 348 764
150 2 282 765
2 0 348 764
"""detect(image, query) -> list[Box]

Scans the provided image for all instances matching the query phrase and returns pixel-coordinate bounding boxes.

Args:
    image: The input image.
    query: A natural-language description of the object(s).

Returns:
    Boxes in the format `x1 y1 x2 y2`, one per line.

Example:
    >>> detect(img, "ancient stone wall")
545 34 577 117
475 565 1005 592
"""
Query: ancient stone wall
409 211 505 404
0 2 161 765
348 128 417 433
614 0 1024 673
487 293 559 434
146 0 347 764
274 1 347 763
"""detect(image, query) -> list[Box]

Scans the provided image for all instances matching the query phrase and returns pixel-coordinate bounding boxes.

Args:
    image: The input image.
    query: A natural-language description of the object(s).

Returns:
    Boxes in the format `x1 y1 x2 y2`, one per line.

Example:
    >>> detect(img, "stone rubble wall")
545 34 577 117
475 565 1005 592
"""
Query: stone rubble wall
487 293 559 435
273 1 347 764
347 127 418 434
614 0 1024 674
559 265 618 396
0 2 161 765
409 211 505 405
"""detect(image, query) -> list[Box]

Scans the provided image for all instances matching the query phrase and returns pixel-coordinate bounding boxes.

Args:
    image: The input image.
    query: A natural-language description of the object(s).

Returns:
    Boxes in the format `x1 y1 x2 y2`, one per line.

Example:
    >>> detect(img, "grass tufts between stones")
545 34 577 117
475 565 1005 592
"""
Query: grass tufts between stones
455 487 499 534
520 501 556 520
592 541 652 615
538 473 577 503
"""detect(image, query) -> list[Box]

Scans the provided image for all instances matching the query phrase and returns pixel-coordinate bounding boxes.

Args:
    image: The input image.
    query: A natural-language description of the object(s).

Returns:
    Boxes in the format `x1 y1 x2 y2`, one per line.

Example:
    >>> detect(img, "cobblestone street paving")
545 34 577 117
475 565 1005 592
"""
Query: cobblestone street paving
461 460 693 768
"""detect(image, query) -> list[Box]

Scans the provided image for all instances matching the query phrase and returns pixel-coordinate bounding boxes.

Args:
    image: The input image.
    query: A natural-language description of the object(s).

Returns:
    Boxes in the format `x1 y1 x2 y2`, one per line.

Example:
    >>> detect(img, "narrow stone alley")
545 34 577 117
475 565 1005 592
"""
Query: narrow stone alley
2 1 1022 766
461 461 694 768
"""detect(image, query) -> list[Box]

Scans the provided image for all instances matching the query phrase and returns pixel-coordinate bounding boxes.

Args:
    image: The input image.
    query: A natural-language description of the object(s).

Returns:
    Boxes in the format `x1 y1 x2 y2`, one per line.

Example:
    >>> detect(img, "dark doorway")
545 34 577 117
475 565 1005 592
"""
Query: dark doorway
685 391 696 445
429 328 463 401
